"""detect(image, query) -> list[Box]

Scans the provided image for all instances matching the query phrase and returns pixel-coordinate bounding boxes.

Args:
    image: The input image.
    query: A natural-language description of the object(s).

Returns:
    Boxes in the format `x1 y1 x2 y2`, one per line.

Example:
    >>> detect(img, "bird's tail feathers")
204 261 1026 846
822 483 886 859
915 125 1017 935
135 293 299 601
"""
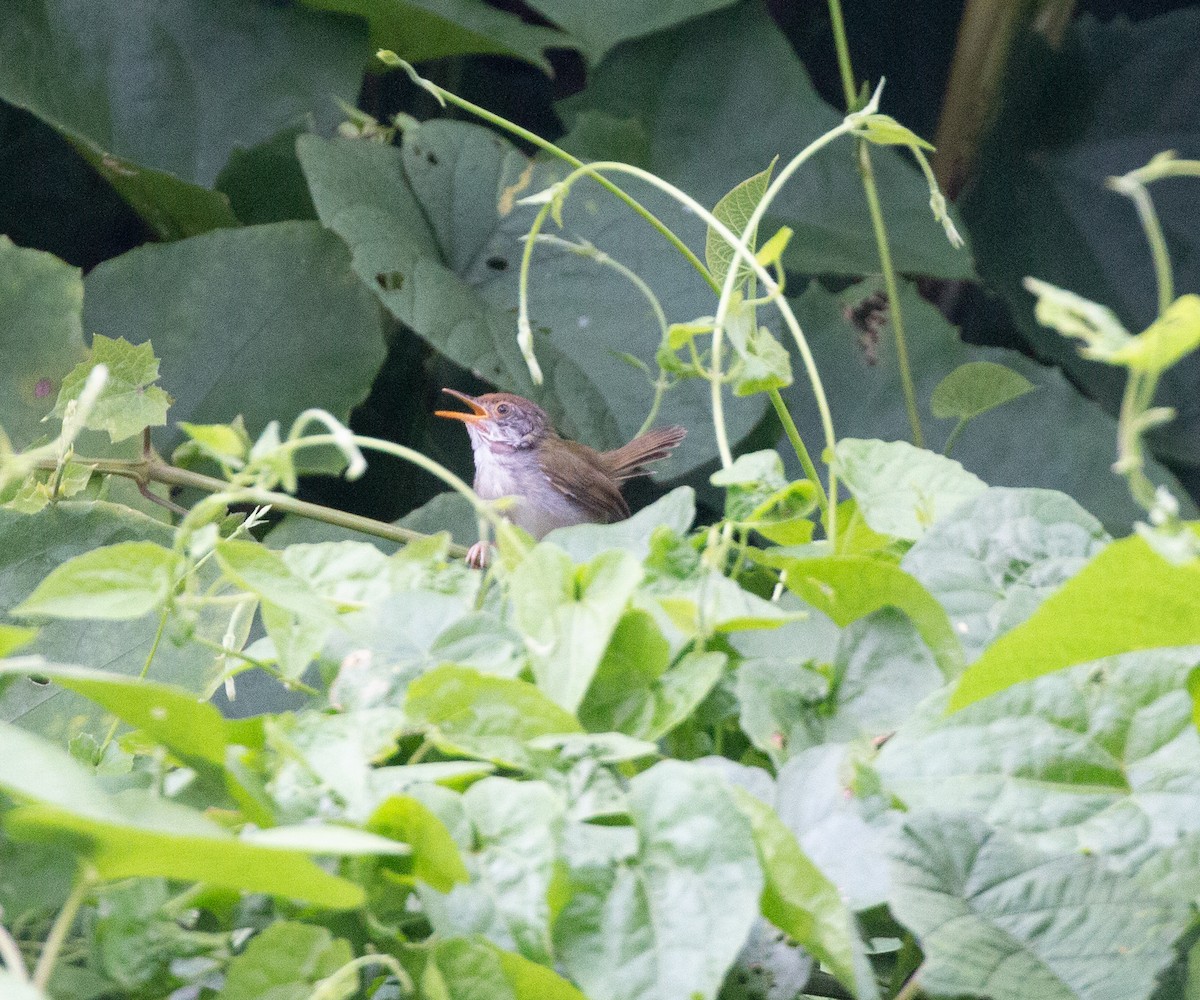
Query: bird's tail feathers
602 425 687 480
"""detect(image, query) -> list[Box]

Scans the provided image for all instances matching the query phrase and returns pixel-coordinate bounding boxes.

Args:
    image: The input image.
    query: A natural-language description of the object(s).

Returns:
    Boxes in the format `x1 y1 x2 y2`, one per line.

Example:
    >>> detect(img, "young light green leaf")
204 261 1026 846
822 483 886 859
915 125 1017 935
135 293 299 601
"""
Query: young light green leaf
1110 293 1200 374
175 417 252 468
711 449 816 542
834 438 987 540
13 540 183 620
731 325 793 396
853 113 935 151
931 361 1036 421
754 226 793 268
706 159 777 289
950 534 1200 710
53 334 172 442
405 665 583 770
729 788 870 998
0 624 37 656
1023 277 1133 360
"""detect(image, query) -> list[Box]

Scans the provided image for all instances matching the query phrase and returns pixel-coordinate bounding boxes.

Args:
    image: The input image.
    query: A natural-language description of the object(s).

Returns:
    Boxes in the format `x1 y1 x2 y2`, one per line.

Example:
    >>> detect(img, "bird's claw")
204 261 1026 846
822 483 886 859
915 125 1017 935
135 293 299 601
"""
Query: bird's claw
466 541 492 569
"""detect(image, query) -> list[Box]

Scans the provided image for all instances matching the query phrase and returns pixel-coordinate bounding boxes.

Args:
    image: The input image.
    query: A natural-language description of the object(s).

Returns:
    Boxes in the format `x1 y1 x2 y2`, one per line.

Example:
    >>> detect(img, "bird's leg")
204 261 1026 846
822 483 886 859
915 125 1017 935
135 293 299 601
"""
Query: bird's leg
466 540 493 569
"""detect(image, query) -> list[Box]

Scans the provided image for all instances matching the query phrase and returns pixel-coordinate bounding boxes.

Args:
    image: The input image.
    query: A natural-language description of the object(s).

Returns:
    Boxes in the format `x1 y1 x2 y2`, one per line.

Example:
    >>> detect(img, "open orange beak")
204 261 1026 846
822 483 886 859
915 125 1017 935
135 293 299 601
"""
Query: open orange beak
435 388 489 423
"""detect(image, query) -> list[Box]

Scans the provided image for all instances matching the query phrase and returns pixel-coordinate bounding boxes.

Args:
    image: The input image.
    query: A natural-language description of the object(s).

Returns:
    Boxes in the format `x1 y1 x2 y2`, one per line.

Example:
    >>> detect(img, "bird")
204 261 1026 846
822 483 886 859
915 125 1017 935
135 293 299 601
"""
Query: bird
436 388 686 567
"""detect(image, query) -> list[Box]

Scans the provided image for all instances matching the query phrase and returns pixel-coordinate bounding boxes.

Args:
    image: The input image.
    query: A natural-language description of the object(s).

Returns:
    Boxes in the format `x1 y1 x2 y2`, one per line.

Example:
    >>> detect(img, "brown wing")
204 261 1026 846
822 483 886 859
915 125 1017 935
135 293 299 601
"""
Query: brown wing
537 436 631 523
601 425 687 481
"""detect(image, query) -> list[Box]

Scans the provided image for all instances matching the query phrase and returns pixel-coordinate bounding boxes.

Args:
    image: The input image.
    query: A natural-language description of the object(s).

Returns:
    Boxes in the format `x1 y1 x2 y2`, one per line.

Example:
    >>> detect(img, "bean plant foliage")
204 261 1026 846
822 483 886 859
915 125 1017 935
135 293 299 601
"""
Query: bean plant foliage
2 3 1200 1000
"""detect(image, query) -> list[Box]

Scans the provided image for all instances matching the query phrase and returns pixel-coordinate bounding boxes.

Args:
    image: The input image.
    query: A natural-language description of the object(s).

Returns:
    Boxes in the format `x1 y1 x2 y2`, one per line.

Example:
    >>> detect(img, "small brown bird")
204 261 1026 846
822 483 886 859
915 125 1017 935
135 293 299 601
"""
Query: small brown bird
436 389 686 567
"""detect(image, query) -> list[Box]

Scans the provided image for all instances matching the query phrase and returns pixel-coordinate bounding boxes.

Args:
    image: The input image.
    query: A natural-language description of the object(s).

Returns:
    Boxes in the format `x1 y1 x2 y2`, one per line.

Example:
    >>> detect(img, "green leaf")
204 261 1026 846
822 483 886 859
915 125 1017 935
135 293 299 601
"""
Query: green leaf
216 539 333 623
0 236 88 449
753 551 965 679
546 487 696 563
0 659 230 770
0 0 365 238
297 127 763 476
219 922 353 1000
653 569 799 637
706 161 776 289
419 779 565 963
0 504 224 733
176 419 252 468
731 324 794 397
368 794 469 892
781 279 1191 534
951 534 1200 709
430 936 587 1000
214 126 318 227
834 438 987 541
305 0 568 72
405 665 583 770
555 760 762 1000
13 540 183 621
0 625 37 657
931 361 1037 420
902 488 1109 663
1112 294 1200 374
523 0 737 65
711 450 816 543
509 545 643 713
558 4 973 278
0 721 400 908
729 788 867 998
889 812 1186 1000
82 223 386 448
853 114 936 151
580 609 726 740
53 335 171 442
880 648 1200 870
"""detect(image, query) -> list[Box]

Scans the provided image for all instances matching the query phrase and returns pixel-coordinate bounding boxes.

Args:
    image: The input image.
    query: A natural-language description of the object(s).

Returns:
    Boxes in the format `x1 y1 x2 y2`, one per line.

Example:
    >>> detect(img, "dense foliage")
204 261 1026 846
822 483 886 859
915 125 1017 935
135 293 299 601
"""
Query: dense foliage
2 2 1200 1000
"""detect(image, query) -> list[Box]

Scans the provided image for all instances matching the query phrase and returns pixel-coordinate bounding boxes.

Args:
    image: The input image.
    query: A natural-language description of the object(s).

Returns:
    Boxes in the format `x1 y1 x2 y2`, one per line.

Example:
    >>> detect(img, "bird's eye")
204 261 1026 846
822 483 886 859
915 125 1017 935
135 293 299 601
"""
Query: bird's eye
497 403 510 415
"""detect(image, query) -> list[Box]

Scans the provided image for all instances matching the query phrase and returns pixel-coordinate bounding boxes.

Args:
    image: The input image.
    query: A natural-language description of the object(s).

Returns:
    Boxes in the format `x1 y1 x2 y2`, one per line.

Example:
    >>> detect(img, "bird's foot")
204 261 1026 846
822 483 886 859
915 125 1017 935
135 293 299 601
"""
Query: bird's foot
466 541 493 569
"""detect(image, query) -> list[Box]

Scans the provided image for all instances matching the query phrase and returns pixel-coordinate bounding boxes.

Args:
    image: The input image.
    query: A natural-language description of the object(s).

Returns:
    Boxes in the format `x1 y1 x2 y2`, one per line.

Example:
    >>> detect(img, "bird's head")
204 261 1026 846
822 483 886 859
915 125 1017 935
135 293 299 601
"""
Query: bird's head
435 389 549 453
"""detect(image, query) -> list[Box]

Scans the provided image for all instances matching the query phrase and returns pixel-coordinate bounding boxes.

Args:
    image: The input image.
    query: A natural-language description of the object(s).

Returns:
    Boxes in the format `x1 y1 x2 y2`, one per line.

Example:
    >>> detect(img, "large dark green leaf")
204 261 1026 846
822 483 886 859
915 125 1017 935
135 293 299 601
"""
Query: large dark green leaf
0 0 367 238
303 0 569 72
963 11 1200 465
0 236 87 449
0 503 222 737
82 222 387 443
557 2 972 279
880 648 1200 871
525 0 736 65
889 812 1185 1000
297 127 764 475
780 279 1194 534
555 760 761 1000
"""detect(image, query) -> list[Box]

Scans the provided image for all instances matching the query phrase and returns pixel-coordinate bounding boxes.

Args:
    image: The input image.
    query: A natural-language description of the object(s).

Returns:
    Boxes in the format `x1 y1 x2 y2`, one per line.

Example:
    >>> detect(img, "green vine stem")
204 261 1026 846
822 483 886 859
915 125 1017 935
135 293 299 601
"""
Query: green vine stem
0 920 29 984
32 873 94 991
826 0 925 448
385 53 840 538
513 158 842 538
